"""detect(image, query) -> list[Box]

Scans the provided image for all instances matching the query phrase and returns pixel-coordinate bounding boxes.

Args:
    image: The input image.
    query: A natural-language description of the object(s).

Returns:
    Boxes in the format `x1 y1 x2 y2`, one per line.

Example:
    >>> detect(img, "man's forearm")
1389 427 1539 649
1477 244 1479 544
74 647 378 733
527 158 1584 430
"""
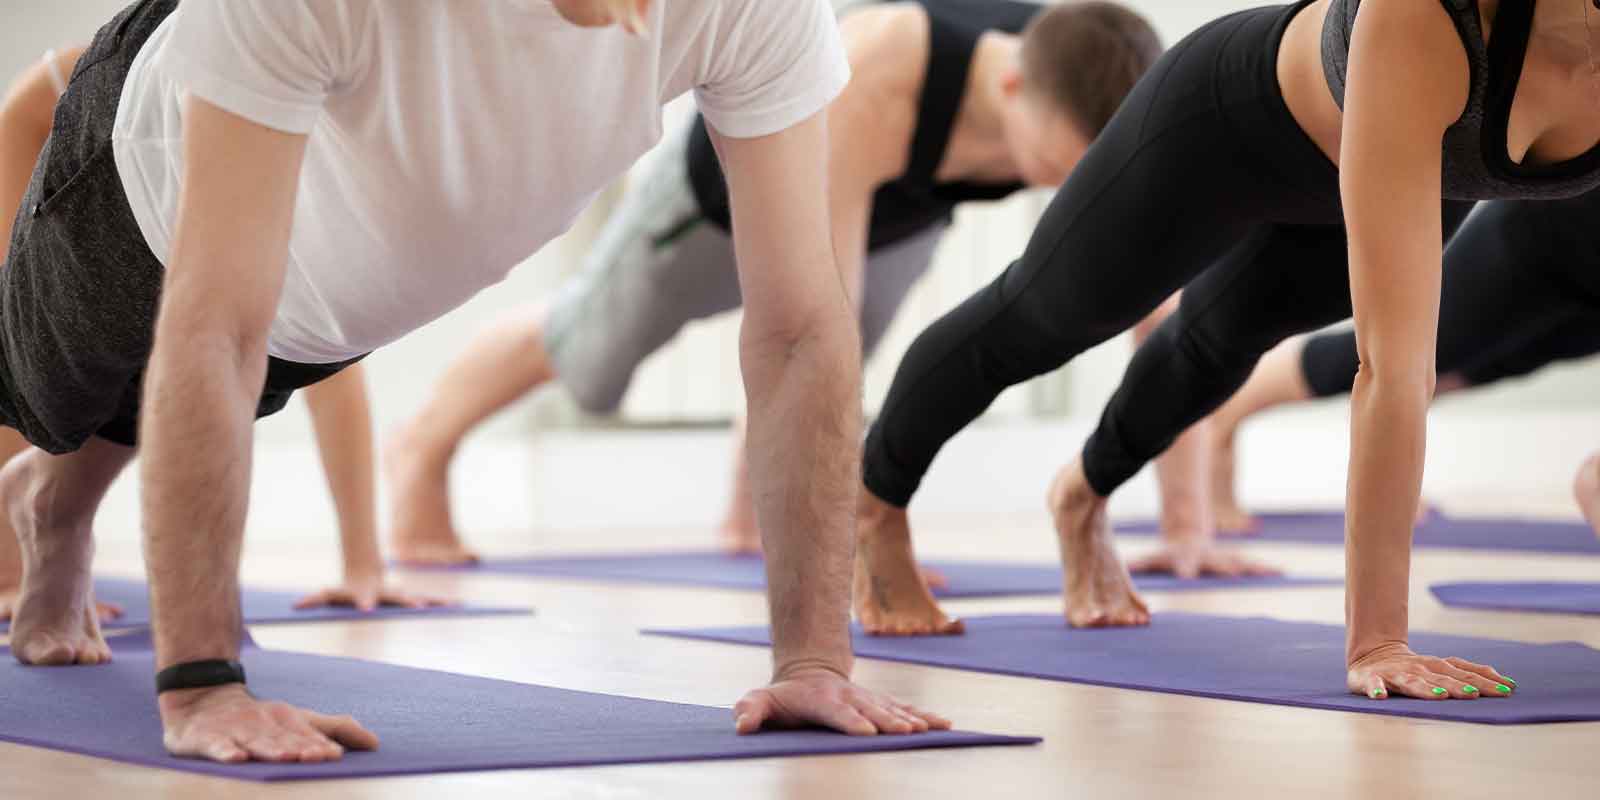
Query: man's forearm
141 328 266 669
741 312 861 678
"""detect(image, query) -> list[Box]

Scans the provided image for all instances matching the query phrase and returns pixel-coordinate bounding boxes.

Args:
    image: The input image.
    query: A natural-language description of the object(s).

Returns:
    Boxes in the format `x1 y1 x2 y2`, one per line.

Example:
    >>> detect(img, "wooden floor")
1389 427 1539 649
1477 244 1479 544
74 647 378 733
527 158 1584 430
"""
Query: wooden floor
3 505 1598 799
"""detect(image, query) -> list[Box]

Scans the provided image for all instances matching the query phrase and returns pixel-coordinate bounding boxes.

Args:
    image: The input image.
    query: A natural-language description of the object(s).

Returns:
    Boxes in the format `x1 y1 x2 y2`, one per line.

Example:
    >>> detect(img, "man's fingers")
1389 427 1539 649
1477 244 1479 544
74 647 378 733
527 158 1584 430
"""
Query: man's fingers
733 691 775 735
307 712 379 750
824 701 878 736
293 591 337 610
241 732 294 762
850 696 911 735
1126 553 1166 574
900 703 952 730
886 702 929 732
203 736 249 763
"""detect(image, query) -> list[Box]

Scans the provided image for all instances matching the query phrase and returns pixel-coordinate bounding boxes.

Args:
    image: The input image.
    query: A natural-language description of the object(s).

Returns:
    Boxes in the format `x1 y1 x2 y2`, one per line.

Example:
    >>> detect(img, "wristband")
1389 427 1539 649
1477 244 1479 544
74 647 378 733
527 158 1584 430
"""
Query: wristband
155 659 247 694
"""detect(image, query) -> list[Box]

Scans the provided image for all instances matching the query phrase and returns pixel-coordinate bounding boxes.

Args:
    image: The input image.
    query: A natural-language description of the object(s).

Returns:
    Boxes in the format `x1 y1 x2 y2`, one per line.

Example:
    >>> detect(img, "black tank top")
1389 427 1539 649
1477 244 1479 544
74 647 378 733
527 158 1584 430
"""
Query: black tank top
1322 0 1600 200
686 0 1040 251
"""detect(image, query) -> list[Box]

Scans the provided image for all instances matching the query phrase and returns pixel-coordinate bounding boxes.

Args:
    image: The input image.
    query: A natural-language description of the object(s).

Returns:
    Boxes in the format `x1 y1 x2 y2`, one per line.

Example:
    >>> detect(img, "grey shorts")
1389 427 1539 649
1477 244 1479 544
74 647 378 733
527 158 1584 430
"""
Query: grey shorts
544 124 947 414
0 0 358 454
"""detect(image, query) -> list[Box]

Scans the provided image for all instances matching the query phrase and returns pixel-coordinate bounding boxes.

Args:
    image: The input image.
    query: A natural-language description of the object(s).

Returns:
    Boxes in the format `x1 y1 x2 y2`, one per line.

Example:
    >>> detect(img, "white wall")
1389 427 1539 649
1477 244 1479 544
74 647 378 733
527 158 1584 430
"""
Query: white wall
4 0 1597 459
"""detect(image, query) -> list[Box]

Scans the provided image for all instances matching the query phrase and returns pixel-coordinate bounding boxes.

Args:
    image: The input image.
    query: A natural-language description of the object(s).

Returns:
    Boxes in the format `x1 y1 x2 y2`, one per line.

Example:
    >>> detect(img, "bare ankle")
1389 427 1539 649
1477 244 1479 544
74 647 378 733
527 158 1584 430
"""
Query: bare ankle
857 489 906 528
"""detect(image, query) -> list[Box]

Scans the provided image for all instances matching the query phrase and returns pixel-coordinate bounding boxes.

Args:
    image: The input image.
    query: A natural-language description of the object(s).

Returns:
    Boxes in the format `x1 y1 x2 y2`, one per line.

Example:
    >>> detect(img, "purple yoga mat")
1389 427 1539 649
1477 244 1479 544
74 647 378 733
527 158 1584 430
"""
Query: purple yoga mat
1431 582 1600 617
0 632 1037 781
647 613 1600 724
1118 511 1600 555
0 577 530 633
430 551 1337 597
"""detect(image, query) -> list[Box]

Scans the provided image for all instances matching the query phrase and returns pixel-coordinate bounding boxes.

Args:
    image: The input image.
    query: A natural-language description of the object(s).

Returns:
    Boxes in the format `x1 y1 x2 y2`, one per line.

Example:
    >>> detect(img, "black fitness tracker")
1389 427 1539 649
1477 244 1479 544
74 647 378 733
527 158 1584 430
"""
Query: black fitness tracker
155 660 248 694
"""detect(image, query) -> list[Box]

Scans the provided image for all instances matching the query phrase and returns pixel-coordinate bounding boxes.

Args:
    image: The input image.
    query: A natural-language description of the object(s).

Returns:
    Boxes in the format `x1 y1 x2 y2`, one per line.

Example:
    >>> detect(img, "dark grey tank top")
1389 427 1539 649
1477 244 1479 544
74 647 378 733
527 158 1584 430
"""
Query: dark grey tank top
1322 0 1600 200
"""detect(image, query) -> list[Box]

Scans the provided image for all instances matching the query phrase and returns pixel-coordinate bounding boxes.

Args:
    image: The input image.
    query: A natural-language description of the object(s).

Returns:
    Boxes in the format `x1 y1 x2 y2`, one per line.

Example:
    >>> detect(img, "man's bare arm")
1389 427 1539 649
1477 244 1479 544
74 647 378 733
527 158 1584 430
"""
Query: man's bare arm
143 97 377 762
711 111 947 735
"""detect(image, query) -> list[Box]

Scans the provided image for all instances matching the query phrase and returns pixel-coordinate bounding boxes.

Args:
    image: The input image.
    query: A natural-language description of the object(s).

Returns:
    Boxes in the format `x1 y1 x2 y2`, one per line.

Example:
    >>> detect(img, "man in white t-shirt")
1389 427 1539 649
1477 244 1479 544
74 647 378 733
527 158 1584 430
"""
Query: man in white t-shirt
0 0 947 764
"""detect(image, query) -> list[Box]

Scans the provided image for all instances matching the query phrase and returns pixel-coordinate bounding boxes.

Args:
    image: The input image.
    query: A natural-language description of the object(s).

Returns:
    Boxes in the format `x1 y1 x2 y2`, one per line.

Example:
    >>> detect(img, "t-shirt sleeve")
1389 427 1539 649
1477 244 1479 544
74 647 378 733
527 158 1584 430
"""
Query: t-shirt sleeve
693 0 851 139
161 0 370 135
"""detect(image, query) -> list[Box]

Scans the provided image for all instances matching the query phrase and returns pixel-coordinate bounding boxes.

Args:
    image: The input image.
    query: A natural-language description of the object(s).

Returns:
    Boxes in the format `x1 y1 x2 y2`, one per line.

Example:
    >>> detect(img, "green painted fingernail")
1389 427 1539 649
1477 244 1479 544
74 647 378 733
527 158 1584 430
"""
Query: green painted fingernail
1462 685 1478 694
1369 688 1386 699
1496 684 1511 693
1431 687 1447 695
1503 677 1516 687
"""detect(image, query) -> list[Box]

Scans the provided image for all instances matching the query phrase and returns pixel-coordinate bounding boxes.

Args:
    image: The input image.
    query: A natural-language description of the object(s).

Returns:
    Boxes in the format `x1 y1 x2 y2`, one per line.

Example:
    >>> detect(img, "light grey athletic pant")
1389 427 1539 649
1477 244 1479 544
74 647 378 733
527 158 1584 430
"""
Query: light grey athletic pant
544 123 947 414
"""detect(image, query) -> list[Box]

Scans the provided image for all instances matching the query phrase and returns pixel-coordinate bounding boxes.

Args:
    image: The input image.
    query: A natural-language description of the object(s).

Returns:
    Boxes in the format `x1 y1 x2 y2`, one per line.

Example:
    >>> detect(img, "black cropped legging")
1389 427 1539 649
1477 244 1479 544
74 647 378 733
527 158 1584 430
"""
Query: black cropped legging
1300 193 1600 397
862 3 1472 503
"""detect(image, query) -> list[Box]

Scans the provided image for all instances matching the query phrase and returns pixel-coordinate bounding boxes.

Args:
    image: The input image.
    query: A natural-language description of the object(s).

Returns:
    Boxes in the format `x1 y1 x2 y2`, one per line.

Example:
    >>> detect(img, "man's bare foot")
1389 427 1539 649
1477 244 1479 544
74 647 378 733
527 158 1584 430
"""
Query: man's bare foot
383 420 478 566
1127 541 1282 579
852 491 963 636
724 513 949 587
1048 462 1150 628
718 516 763 556
3 452 111 665
0 590 123 625
1209 427 1259 536
1574 454 1600 537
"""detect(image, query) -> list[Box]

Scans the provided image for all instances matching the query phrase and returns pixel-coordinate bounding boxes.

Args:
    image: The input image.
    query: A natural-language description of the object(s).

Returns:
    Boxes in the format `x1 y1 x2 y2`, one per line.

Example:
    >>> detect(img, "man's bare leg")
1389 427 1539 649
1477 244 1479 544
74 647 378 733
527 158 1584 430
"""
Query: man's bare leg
0 50 124 623
1047 460 1149 628
731 424 952 589
4 438 135 665
1575 452 1600 538
1121 300 1281 576
1207 339 1315 533
852 490 964 636
385 307 554 564
717 417 763 554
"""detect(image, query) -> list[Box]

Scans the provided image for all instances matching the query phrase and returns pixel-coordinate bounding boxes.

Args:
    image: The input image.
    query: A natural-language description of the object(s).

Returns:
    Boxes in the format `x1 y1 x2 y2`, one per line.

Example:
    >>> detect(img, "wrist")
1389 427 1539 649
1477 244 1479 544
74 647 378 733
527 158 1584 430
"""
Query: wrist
1346 636 1410 668
157 680 251 719
773 654 852 683
342 559 383 584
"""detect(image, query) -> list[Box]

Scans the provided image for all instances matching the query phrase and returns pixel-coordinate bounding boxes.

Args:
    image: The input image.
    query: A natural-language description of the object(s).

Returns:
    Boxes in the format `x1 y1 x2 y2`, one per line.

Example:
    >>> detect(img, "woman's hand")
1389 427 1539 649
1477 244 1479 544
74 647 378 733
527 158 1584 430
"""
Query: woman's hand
1347 642 1516 700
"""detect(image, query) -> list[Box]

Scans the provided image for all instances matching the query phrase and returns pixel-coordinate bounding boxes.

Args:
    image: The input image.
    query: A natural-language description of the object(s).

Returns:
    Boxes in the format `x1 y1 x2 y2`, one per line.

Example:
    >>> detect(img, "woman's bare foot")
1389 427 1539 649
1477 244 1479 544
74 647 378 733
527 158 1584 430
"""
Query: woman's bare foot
1048 462 1149 628
2 452 111 665
1574 453 1600 537
852 491 963 636
383 421 478 566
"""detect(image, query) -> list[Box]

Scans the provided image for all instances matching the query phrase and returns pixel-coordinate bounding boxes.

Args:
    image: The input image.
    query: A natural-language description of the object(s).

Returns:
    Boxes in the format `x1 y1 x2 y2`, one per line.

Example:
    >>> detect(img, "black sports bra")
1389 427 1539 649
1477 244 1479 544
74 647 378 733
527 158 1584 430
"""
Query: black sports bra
1322 0 1600 200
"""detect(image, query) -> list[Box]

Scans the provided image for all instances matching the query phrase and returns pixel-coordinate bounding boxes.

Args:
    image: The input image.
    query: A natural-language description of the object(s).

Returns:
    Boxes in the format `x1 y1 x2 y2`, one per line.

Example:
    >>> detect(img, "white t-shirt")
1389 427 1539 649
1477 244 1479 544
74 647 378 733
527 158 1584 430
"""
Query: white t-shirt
112 0 848 363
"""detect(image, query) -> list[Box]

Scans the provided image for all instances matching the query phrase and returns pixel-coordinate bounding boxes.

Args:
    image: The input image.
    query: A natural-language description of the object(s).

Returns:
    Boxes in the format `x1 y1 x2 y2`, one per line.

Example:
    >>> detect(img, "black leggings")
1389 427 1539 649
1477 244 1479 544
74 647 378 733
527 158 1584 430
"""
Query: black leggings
1301 194 1600 397
862 3 1471 503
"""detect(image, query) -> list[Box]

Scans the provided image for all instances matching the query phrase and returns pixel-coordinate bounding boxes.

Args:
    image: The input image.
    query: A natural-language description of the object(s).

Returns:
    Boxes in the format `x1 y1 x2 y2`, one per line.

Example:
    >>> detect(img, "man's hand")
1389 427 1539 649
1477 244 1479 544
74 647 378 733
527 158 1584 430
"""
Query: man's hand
160 683 378 763
734 666 951 736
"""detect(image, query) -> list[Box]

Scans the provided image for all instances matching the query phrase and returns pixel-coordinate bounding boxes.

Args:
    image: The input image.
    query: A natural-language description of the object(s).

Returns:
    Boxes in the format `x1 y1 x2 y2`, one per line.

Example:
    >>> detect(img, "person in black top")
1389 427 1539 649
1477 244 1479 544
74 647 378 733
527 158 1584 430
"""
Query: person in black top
857 0 1600 702
1207 191 1600 537
385 0 1165 571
